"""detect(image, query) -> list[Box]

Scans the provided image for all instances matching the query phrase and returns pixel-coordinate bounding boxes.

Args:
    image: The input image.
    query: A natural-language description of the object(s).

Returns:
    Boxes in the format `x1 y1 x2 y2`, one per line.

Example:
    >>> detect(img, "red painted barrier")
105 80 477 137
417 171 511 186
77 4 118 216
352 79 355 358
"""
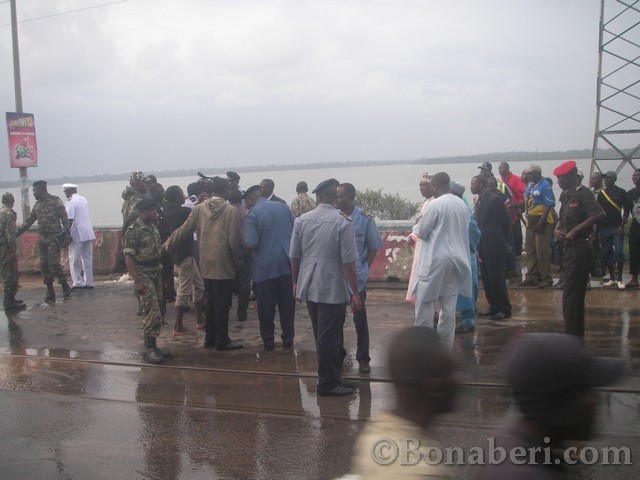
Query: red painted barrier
17 225 415 281
17 229 123 275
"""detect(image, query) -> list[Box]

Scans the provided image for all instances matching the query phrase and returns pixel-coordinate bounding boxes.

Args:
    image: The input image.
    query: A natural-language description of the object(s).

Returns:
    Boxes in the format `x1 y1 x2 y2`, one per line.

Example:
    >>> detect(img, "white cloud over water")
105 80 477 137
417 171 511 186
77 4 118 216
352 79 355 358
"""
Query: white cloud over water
0 0 601 179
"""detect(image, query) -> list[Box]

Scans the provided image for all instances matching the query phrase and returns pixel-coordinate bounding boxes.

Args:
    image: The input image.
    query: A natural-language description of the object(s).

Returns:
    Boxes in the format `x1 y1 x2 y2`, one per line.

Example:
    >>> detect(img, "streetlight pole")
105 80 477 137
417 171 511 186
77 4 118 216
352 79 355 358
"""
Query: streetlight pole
10 0 31 220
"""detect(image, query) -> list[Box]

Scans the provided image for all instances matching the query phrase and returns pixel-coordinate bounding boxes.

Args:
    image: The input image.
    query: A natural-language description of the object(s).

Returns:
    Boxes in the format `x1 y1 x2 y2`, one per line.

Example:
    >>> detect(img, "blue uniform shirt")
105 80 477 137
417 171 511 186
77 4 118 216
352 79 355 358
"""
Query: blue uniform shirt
350 207 383 292
244 197 295 283
290 203 357 304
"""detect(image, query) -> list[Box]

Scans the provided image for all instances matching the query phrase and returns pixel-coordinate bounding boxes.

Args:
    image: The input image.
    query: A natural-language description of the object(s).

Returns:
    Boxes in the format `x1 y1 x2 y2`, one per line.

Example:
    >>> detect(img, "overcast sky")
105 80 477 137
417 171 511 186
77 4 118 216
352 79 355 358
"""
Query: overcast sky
0 0 602 180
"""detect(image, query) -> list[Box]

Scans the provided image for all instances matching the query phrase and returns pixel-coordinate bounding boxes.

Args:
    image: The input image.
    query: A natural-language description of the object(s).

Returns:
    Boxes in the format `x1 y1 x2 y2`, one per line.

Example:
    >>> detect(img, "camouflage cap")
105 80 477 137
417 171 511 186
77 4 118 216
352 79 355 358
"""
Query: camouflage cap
2 192 14 205
130 171 146 183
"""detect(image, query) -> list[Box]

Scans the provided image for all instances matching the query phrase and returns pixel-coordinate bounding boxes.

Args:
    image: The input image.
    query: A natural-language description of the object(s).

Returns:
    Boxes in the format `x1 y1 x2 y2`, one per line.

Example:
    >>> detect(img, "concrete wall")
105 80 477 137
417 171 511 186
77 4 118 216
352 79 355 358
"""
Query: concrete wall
17 221 415 282
17 229 123 276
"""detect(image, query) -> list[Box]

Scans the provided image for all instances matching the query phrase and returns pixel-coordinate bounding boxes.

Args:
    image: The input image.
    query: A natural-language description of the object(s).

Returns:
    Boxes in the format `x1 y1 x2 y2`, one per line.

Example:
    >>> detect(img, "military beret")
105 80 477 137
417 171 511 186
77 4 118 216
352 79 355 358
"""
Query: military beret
603 170 617 181
243 185 262 199
62 183 78 190
226 171 241 181
32 180 47 187
130 171 146 183
136 198 157 211
312 178 340 195
553 160 577 177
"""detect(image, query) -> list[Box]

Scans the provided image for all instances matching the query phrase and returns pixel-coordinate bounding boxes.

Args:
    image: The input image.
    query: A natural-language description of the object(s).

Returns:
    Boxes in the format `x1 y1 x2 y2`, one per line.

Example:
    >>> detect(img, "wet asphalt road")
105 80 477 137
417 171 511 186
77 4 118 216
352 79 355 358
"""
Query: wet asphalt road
0 277 638 479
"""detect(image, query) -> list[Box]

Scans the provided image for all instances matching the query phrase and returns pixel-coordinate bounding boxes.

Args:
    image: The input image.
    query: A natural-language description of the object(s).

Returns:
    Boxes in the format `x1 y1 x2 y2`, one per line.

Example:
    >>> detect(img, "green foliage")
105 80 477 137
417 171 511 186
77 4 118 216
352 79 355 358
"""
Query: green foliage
356 188 421 220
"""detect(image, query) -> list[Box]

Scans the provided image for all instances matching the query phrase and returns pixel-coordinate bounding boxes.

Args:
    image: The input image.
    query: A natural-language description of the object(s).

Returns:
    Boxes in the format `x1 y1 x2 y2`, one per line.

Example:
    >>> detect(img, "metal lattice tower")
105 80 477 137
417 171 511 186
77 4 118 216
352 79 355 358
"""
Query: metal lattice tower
591 0 640 181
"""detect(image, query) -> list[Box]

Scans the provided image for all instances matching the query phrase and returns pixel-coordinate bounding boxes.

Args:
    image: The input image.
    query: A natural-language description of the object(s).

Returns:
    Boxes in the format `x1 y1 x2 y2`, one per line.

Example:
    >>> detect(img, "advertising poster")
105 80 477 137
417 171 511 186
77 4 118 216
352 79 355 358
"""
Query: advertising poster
6 112 38 168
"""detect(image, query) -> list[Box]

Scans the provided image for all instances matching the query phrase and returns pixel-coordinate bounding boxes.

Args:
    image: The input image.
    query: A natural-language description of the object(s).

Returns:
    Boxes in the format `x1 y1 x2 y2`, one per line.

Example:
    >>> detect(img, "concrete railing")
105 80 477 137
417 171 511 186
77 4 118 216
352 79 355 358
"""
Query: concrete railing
17 221 416 282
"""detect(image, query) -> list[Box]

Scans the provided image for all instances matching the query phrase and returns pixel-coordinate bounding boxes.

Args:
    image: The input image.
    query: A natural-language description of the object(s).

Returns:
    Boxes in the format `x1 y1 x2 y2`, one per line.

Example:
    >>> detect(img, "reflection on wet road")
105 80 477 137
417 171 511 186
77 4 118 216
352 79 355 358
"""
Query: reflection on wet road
0 281 638 479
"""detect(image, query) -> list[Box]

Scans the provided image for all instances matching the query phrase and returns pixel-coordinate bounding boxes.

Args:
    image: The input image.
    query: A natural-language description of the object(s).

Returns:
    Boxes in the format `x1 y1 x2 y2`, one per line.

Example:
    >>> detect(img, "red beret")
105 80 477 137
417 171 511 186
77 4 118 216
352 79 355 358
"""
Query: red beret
553 160 577 177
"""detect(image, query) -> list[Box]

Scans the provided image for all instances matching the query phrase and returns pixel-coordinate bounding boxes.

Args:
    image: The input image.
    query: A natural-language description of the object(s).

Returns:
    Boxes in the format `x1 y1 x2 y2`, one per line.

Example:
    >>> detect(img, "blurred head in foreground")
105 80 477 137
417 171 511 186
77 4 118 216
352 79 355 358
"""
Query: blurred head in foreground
507 333 626 440
390 326 458 426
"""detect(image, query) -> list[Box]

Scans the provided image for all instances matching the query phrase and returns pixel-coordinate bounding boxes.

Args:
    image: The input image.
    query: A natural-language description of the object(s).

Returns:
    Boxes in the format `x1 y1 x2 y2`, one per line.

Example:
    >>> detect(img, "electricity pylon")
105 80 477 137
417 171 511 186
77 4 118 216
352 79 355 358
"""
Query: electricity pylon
591 0 640 180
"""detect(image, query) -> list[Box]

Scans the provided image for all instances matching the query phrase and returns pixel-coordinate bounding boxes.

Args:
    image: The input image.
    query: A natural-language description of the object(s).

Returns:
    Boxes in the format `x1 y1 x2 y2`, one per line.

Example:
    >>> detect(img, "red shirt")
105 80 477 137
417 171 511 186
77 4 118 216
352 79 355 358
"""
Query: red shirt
501 172 525 220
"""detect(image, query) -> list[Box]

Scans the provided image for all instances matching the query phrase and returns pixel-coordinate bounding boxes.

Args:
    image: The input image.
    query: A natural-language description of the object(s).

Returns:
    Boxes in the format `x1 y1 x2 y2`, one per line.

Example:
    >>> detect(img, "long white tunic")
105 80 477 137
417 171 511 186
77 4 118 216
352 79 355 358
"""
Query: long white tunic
412 193 472 302
65 193 96 242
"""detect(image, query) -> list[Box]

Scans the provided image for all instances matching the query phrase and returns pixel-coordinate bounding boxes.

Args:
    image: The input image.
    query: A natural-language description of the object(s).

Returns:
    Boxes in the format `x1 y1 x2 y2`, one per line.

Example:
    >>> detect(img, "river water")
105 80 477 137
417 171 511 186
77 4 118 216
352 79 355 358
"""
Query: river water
5 158 632 227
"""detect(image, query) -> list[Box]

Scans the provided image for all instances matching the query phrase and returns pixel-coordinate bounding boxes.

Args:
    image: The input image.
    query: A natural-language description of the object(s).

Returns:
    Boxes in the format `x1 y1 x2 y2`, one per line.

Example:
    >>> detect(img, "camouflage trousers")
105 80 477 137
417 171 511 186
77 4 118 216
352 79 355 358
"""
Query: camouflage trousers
38 235 66 284
1 252 18 304
139 268 164 337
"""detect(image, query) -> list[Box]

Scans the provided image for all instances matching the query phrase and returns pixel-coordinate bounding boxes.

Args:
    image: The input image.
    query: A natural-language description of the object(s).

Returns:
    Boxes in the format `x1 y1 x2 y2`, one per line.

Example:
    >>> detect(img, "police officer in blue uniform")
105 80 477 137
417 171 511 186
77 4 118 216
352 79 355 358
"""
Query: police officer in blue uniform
290 178 362 396
336 182 383 374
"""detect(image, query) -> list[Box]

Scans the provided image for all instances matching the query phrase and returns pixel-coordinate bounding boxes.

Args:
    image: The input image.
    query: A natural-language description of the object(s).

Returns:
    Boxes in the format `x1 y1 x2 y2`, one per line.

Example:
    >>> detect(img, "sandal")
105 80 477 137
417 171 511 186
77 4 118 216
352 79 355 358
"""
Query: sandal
172 328 196 336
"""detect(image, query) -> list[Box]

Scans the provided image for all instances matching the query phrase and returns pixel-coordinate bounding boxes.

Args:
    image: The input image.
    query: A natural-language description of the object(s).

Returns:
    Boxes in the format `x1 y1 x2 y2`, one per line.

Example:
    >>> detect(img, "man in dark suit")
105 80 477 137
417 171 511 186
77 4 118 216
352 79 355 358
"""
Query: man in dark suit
260 178 287 204
470 174 512 320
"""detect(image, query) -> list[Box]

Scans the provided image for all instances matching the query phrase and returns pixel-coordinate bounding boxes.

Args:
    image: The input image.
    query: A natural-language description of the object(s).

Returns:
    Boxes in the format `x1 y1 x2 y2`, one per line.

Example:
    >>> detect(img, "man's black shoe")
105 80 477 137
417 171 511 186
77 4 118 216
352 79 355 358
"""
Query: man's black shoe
217 342 243 351
455 324 475 334
477 309 497 317
282 341 293 349
264 342 274 351
203 340 216 348
317 385 354 396
358 363 371 374
341 380 358 389
489 312 511 321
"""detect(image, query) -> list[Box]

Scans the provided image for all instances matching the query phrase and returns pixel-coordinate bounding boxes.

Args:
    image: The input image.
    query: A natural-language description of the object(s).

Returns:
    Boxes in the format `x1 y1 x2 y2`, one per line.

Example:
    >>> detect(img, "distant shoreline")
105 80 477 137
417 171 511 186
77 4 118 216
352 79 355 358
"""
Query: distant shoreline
0 148 601 188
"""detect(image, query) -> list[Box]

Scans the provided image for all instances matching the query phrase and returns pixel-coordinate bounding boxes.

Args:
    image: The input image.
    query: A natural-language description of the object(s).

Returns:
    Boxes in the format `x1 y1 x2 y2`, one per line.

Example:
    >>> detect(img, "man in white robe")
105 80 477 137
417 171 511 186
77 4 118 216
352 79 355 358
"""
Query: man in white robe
63 184 96 289
412 172 472 348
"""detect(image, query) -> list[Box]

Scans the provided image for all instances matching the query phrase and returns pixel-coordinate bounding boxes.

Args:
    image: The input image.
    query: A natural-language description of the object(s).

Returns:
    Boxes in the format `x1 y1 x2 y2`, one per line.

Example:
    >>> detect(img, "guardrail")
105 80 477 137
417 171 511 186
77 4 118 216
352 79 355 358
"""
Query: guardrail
17 221 416 282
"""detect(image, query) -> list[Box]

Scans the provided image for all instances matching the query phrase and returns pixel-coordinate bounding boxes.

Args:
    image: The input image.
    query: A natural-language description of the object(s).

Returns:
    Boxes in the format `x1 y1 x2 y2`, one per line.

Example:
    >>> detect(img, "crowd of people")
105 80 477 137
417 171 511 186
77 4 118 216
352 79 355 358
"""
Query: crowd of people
1 161 637 477
1 163 639 352
117 171 382 397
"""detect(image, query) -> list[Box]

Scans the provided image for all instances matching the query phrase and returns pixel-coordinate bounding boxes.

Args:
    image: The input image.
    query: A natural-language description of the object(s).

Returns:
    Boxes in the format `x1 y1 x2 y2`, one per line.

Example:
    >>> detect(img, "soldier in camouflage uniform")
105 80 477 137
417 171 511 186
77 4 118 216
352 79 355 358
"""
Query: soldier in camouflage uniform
16 181 72 302
120 171 149 311
123 198 167 364
1 193 26 310
121 171 149 229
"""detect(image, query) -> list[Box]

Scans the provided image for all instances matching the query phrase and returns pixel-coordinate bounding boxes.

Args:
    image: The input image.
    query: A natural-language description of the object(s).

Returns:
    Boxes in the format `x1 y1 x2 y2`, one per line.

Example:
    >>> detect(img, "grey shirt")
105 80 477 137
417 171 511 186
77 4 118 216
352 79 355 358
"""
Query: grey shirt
290 203 357 304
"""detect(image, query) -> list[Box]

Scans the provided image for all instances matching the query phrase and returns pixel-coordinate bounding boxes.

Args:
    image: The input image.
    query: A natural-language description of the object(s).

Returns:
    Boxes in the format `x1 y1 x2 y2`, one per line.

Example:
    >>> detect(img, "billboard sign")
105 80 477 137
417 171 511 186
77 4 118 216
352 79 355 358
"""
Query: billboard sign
6 112 38 168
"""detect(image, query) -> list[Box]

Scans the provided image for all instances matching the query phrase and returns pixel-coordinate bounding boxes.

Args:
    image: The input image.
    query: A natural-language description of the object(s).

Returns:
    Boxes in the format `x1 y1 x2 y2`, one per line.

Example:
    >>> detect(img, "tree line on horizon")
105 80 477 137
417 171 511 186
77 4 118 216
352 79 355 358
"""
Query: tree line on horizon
0 148 615 188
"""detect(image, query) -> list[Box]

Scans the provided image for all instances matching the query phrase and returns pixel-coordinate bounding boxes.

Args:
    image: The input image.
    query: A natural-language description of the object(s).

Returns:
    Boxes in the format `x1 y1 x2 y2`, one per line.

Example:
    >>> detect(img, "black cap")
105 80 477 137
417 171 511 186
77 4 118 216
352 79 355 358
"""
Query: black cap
478 162 492 171
312 178 339 195
227 171 240 181
243 185 262 199
507 333 627 396
136 198 157 212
